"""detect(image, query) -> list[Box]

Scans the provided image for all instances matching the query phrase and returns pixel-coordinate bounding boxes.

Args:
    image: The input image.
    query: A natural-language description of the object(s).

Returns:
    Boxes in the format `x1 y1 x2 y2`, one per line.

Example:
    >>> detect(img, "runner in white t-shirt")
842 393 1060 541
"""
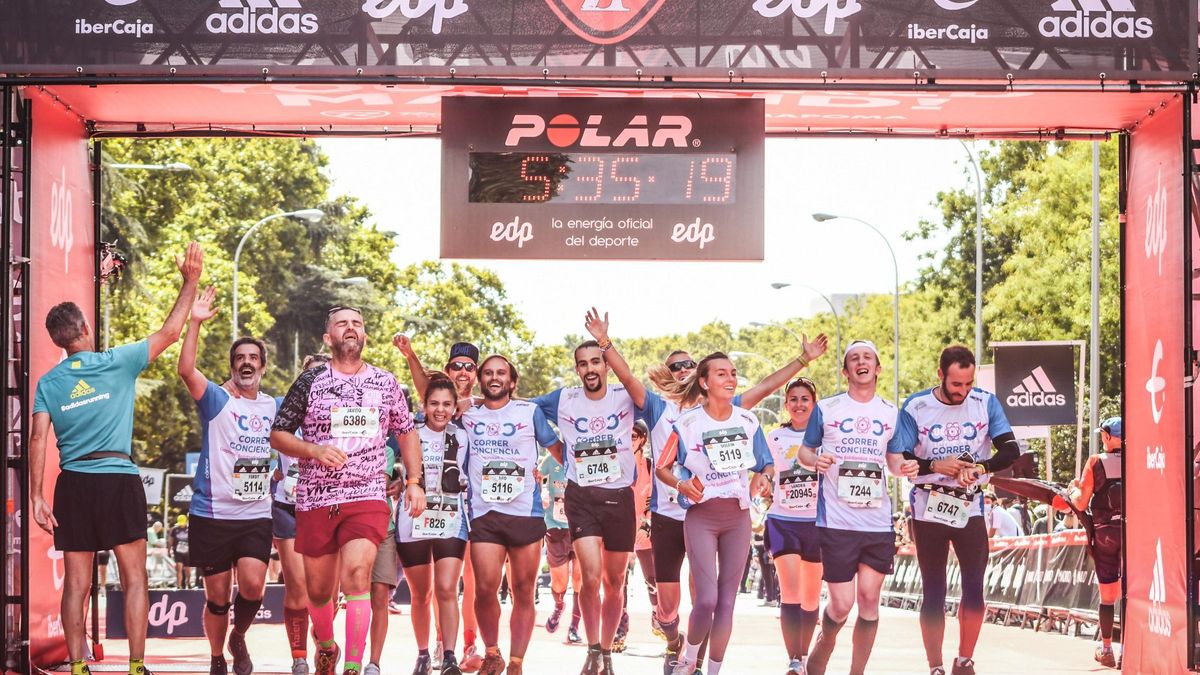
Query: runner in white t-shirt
797 340 919 675
176 286 277 675
460 355 563 675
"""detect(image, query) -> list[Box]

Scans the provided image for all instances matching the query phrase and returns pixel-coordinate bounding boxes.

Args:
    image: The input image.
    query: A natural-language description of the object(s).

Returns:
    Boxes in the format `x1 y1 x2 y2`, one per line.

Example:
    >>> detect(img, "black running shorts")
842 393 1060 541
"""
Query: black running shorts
396 536 468 568
469 511 546 548
564 482 636 552
818 527 896 583
545 527 574 567
188 514 273 577
52 470 147 552
1092 524 1122 584
651 512 687 583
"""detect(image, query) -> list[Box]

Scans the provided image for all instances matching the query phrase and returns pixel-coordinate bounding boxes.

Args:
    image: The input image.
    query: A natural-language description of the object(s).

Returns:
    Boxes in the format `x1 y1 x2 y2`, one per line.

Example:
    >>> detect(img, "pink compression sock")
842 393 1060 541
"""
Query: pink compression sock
309 598 336 647
343 593 372 671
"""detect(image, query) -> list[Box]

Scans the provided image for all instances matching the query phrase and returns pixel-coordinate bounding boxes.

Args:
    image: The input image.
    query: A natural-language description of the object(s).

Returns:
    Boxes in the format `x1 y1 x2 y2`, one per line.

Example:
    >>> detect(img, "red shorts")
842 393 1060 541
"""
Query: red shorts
295 500 391 557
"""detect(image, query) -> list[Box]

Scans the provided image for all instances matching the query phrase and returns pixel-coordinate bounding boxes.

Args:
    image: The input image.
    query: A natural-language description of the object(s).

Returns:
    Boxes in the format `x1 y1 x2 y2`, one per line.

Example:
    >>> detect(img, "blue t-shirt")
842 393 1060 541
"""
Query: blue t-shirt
33 341 149 475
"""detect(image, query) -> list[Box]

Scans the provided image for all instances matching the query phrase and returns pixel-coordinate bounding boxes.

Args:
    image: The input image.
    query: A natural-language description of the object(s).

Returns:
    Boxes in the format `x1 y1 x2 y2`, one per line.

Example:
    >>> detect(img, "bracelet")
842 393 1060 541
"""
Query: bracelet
597 337 613 352
675 478 685 492
975 463 988 475
796 355 810 368
405 478 422 487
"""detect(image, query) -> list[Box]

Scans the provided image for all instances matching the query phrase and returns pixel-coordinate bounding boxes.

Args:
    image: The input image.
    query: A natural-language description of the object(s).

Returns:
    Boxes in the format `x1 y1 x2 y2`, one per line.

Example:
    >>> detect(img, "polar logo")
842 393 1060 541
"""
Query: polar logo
671 218 715 249
1146 338 1165 424
49 166 74 273
1144 166 1168 275
752 0 863 36
491 217 533 248
504 114 692 148
148 594 189 635
934 0 978 8
361 0 469 35
1040 0 1153 39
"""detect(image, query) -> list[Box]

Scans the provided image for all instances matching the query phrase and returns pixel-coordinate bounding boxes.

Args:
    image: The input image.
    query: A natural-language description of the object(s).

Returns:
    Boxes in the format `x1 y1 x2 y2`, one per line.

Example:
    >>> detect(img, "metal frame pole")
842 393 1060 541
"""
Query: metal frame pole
1090 141 1101 457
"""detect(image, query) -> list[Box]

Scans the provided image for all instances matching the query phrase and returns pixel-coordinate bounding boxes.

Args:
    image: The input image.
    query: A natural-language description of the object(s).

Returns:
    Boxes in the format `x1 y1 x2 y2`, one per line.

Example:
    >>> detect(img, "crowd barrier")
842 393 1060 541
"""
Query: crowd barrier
883 530 1112 638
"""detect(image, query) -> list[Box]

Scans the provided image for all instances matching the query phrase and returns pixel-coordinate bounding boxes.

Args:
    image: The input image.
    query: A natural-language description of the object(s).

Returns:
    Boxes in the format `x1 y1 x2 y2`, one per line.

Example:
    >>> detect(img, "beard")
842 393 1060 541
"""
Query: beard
331 334 364 360
482 381 511 402
583 377 603 393
940 383 965 404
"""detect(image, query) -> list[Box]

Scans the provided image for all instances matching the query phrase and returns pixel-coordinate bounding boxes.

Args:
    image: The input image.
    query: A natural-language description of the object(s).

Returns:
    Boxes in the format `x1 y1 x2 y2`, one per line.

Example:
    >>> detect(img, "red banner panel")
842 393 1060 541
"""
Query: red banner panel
26 88 95 668
1122 95 1188 674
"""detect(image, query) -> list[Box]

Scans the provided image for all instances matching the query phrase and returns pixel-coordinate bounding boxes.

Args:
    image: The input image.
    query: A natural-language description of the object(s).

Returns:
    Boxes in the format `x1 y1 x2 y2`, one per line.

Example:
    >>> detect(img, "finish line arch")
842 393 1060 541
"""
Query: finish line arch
1 2 1196 672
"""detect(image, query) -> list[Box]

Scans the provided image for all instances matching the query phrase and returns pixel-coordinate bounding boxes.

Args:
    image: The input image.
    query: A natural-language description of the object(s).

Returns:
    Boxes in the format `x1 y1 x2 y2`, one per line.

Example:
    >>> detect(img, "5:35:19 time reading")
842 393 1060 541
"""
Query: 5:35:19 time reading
468 152 737 205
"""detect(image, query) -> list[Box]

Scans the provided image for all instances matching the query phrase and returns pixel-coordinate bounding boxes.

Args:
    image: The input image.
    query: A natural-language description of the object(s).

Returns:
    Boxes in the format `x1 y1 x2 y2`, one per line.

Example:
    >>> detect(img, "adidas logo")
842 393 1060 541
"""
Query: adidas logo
1039 0 1153 39
206 0 318 35
1148 538 1172 636
172 484 193 503
70 379 96 399
1006 366 1067 408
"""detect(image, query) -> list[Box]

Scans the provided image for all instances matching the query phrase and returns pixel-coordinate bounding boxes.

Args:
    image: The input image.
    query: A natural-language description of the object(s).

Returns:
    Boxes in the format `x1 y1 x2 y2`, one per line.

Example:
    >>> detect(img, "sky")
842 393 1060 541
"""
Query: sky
318 137 972 344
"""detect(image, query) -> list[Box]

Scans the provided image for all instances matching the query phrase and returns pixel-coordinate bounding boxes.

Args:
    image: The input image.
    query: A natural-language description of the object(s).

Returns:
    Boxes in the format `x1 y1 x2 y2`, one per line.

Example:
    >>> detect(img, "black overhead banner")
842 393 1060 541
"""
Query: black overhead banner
0 0 1191 80
993 343 1078 426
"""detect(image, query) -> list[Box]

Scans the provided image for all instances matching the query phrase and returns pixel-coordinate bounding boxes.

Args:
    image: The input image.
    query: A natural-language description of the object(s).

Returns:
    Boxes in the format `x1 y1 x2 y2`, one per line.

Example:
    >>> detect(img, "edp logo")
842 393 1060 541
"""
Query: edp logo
148 594 188 635
490 217 533 249
671 217 715 250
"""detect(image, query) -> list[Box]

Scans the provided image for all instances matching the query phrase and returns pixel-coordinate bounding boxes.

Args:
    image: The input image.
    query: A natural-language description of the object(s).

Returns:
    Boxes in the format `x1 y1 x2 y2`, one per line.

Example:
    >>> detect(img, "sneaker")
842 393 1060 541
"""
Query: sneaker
786 658 804 675
950 657 976 675
507 662 523 675
432 642 444 669
460 645 483 673
228 630 253 675
668 658 696 675
458 643 482 667
610 636 626 654
568 624 583 644
598 652 615 675
547 603 565 633
363 664 382 675
441 653 463 675
615 611 629 642
210 656 228 675
389 601 405 614
663 635 684 675
580 648 601 675
479 650 505 675
412 653 432 675
930 669 946 675
650 613 666 641
1095 645 1117 668
315 643 341 675
292 657 311 675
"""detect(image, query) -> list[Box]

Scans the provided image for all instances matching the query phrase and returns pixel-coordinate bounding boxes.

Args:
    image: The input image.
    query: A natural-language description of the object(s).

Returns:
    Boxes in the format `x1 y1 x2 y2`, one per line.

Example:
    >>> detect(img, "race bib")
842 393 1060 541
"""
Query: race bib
233 458 270 502
175 533 189 555
778 466 818 511
482 461 525 503
703 427 753 473
574 441 621 486
837 460 884 508
283 463 299 501
412 495 461 539
922 485 973 528
552 495 567 523
331 406 380 439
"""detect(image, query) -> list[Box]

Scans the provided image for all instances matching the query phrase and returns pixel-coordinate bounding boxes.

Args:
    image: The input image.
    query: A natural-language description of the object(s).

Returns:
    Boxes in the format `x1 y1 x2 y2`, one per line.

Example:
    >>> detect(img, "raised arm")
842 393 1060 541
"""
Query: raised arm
585 307 646 408
737 333 829 409
148 242 203 362
392 333 433 402
177 286 218 400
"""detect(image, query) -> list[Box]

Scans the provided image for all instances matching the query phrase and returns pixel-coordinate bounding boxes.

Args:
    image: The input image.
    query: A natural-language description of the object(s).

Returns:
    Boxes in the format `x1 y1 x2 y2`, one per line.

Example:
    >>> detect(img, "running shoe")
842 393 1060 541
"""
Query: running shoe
363 664 382 675
950 657 976 675
315 643 341 675
292 658 311 675
461 645 483 673
441 653 462 675
227 630 253 675
1095 645 1117 668
598 652 615 675
930 668 946 675
210 656 228 675
663 634 684 675
547 602 565 633
610 636 626 654
479 650 506 675
786 658 804 675
580 648 601 675
650 613 666 641
568 623 583 644
668 658 697 675
615 611 629 642
412 653 433 675
432 642 444 669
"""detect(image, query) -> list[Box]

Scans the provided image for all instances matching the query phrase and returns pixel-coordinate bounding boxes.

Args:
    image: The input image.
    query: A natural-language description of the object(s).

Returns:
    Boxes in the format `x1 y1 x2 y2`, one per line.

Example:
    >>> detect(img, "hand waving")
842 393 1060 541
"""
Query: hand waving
191 286 219 323
584 307 610 342
803 333 830 362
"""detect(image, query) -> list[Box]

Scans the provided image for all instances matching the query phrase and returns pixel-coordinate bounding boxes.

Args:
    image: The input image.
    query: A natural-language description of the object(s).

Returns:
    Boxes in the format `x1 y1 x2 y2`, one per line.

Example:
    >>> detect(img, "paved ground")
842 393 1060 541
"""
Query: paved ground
79 570 1116 674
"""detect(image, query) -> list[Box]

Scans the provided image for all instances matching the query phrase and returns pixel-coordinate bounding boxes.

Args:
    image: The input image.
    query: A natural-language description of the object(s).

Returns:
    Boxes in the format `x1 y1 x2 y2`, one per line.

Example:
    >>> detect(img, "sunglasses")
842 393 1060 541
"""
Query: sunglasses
667 359 697 373
448 362 477 372
327 305 363 316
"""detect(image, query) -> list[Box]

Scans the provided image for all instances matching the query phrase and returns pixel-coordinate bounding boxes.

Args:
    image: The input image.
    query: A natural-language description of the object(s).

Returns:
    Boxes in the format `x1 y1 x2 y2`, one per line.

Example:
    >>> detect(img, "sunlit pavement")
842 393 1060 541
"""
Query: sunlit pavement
84 569 1114 674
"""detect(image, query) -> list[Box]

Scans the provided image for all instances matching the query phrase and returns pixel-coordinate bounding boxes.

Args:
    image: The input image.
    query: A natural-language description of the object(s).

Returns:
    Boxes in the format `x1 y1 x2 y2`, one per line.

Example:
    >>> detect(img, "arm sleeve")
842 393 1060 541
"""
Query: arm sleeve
531 389 562 423
532 407 561 447
888 407 919 455
196 380 229 422
982 431 1021 472
32 381 49 415
272 368 317 434
389 380 416 436
751 426 773 473
803 405 825 448
114 340 151 377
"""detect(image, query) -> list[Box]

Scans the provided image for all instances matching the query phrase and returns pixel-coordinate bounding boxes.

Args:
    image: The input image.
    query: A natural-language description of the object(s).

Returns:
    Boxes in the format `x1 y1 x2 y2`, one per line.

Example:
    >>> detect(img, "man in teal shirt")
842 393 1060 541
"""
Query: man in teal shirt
30 243 204 675
539 451 583 644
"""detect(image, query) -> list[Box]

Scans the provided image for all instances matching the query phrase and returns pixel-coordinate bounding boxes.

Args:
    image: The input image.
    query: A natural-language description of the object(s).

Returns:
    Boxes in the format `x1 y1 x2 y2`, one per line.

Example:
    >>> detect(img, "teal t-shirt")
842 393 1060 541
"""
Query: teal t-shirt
32 340 149 475
539 452 569 529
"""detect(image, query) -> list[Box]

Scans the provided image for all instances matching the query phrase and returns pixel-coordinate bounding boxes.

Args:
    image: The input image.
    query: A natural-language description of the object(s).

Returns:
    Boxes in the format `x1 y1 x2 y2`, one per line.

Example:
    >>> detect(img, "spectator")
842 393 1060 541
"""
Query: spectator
1000 498 1027 536
1030 504 1052 535
984 494 1021 537
169 515 192 589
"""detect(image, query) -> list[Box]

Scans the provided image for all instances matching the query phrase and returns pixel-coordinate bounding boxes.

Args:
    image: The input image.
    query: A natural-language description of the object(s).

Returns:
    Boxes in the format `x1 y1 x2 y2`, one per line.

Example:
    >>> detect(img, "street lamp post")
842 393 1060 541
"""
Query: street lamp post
764 281 844 391
812 213 900 406
959 140 984 360
232 208 325 335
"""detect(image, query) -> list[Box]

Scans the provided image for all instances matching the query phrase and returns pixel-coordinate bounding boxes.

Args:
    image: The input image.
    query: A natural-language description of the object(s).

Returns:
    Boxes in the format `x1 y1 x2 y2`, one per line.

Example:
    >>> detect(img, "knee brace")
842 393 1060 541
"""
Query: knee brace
206 600 233 616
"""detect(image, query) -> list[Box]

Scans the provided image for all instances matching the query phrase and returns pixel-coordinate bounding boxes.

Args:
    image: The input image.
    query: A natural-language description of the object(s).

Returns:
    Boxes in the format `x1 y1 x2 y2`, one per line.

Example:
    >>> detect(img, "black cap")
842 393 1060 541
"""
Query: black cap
449 342 480 364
